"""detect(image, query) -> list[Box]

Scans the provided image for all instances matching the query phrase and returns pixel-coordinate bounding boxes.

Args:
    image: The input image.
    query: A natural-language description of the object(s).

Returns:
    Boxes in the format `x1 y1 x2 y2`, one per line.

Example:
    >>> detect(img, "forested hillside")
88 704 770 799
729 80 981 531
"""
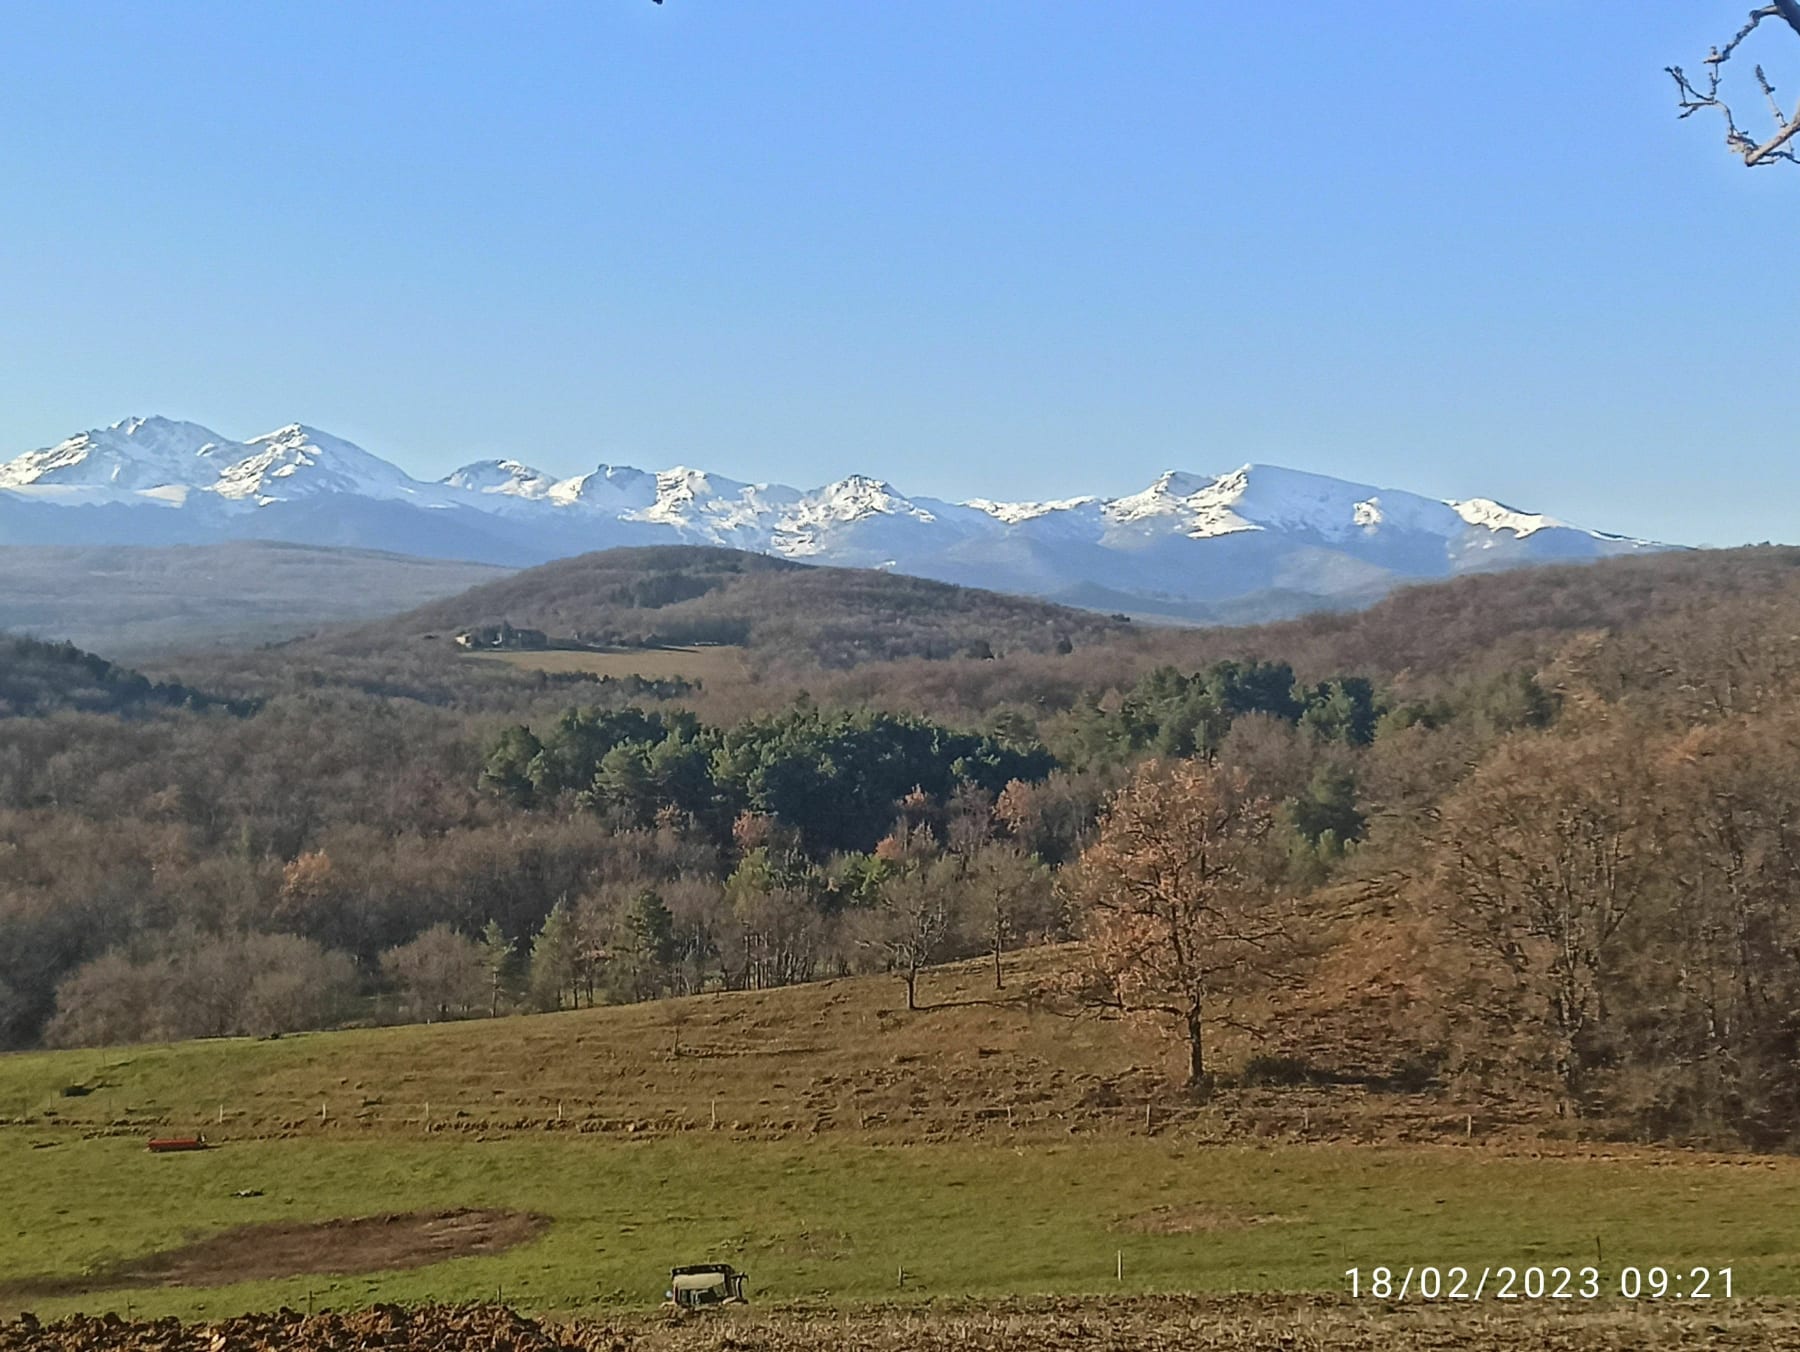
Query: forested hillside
359 545 1128 667
0 635 238 718
9 545 1800 1149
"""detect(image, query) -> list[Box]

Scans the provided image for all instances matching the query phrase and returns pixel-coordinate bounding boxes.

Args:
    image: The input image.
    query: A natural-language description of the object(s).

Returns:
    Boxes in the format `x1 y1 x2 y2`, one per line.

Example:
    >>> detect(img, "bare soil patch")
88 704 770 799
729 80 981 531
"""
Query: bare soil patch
1113 1203 1295 1234
0 1210 545 1300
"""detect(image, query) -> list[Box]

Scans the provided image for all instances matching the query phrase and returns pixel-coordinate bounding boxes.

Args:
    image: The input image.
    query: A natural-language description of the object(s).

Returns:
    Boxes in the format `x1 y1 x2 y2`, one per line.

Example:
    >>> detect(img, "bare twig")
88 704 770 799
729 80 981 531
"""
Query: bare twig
1755 65 1787 124
1670 5 1800 166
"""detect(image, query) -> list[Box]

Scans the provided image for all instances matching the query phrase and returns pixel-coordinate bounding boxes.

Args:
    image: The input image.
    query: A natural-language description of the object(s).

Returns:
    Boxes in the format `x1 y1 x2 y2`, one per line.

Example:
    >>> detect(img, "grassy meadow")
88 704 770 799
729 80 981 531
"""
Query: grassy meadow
4 955 1800 1321
8 1131 1800 1320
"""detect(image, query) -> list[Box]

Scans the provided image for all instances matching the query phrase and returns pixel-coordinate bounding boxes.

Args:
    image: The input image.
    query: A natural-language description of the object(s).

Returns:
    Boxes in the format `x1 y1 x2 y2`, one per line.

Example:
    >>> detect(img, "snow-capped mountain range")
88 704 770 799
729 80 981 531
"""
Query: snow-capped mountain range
0 416 1668 622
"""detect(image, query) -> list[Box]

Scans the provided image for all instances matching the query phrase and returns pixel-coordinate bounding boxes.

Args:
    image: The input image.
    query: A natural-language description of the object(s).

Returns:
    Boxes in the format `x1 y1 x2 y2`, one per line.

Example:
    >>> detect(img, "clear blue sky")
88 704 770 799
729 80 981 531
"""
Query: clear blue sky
0 1 1791 545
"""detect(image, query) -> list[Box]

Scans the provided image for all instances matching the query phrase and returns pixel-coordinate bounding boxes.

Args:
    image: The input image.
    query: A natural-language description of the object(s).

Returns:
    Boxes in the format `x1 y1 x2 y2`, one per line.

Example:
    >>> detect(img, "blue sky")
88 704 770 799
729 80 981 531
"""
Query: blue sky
1 2 1792 545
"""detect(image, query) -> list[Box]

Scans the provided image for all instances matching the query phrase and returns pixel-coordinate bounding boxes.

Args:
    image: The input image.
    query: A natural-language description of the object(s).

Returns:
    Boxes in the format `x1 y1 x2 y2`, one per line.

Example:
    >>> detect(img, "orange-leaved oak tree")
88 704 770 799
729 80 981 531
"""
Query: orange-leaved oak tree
1066 757 1298 1096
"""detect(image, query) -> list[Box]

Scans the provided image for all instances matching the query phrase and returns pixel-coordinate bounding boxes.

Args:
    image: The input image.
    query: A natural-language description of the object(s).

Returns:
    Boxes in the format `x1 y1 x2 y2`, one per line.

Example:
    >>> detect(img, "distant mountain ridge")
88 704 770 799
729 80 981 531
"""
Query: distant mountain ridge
0 415 1670 622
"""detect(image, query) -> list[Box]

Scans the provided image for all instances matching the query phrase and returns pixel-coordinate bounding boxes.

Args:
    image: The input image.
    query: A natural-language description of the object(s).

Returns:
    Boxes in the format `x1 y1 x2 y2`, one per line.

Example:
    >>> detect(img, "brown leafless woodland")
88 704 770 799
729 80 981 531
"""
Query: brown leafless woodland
18 548 1800 1146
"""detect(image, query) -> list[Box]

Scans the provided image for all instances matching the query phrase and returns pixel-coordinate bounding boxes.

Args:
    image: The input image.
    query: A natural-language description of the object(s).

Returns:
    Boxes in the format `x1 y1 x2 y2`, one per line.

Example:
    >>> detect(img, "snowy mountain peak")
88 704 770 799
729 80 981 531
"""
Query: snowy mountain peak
439 459 660 512
1107 466 1258 536
213 424 429 504
644 467 748 517
834 472 897 493
0 414 1672 623
593 463 650 483
443 458 558 497
0 415 230 491
544 465 654 510
811 474 917 516
628 467 800 543
1159 468 1219 496
244 423 366 458
967 494 1101 525
110 414 215 442
1450 497 1566 538
1099 462 1473 542
655 466 742 496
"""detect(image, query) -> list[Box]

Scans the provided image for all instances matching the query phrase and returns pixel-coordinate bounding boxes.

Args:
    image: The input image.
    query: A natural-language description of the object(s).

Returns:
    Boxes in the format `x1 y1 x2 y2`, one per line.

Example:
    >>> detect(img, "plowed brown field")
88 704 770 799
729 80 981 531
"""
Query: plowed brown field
5 1298 1798 1352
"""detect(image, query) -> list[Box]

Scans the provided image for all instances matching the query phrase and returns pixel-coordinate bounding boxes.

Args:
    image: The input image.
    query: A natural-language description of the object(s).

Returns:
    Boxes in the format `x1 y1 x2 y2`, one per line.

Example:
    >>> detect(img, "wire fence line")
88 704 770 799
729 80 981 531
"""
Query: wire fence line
11 1093 1500 1143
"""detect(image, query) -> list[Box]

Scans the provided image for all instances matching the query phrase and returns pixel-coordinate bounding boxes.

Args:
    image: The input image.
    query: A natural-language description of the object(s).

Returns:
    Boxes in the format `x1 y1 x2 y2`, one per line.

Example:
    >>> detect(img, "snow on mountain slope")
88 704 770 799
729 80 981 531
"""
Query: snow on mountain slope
1450 497 1565 538
967 495 1102 526
1101 464 1464 542
0 418 442 508
784 475 925 531
442 458 561 499
211 424 444 505
548 465 659 511
0 416 231 492
441 460 660 513
1107 469 1245 534
630 467 775 539
770 477 996 558
0 417 1672 622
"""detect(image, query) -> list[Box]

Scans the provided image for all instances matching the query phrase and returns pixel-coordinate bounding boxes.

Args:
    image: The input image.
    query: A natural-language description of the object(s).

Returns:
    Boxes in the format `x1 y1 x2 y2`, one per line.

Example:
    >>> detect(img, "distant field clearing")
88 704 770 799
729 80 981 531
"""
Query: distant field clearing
465 645 747 681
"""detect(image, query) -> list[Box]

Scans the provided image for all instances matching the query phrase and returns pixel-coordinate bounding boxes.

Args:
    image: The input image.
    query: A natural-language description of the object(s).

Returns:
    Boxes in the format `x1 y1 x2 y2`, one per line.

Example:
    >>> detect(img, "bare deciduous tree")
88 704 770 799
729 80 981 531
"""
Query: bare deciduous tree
856 857 961 1011
1429 725 1660 1105
1670 4 1800 165
382 924 486 1023
47 933 358 1047
964 844 1052 990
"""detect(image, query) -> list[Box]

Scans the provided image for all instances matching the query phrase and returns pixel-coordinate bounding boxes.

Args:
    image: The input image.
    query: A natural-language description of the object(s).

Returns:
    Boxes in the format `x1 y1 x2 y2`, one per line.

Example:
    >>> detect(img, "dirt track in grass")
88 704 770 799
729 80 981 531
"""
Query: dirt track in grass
0 1211 546 1300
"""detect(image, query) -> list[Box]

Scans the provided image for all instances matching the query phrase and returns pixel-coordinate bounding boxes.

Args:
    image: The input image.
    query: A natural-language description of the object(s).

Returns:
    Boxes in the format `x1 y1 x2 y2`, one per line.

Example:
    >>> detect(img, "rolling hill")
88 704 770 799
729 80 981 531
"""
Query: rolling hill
5 952 1800 1325
354 545 1130 668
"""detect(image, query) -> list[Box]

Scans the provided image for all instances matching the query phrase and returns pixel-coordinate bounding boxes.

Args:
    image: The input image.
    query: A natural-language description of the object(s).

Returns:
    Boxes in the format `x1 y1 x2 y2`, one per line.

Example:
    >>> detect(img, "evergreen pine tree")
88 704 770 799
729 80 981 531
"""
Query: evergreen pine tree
528 901 578 1011
478 919 515 1017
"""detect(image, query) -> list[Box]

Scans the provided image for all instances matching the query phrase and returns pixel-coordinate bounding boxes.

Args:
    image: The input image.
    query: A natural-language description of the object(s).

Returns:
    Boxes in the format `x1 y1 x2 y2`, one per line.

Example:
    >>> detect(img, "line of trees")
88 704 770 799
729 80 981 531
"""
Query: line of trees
1425 710 1800 1145
18 653 1484 1053
45 932 357 1046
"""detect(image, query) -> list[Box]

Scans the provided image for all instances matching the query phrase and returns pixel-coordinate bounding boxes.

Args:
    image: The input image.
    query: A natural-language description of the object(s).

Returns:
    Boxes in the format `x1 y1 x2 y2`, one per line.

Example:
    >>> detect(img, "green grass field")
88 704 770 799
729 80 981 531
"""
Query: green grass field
5 957 1799 1322
7 1132 1800 1321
